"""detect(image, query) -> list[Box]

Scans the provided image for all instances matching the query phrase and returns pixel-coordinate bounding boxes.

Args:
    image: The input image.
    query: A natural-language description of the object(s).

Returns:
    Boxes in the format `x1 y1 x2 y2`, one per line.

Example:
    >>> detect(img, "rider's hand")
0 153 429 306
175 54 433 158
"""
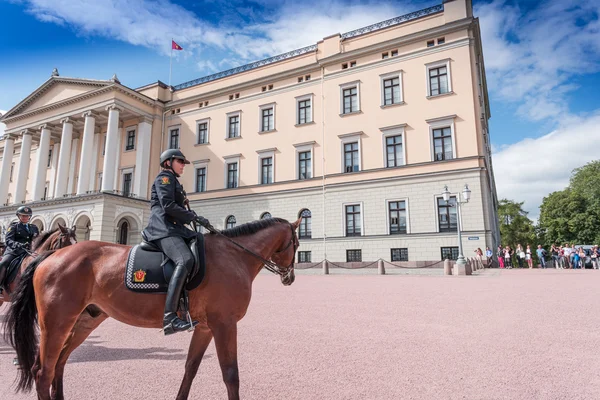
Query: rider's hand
195 216 217 233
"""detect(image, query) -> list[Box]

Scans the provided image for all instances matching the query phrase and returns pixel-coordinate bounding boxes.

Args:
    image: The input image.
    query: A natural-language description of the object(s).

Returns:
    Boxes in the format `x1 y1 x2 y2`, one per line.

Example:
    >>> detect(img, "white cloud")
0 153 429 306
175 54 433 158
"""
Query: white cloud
0 110 7 139
492 112 600 220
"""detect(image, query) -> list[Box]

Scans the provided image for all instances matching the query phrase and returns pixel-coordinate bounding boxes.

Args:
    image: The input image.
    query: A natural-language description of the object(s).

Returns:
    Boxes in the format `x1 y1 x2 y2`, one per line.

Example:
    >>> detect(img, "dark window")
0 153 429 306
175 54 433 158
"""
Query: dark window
261 157 273 184
433 127 453 161
195 167 206 192
427 40 435 47
383 77 401 105
298 77 304 83
47 148 53 167
382 52 389 59
391 49 398 56
122 173 132 196
43 185 48 200
350 61 356 67
437 37 445 45
226 215 236 229
126 130 135 150
441 247 459 260
261 212 272 219
10 163 14 182
342 63 348 69
437 197 457 232
345 204 361 236
228 115 240 138
227 162 238 188
299 209 311 239
305 75 311 81
169 129 179 149
298 99 311 124
386 135 403 167
118 221 129 245
344 142 359 173
342 87 358 114
429 66 449 96
389 201 407 234
346 249 362 262
298 251 311 263
391 248 409 262
198 122 208 144
298 151 311 179
261 108 274 132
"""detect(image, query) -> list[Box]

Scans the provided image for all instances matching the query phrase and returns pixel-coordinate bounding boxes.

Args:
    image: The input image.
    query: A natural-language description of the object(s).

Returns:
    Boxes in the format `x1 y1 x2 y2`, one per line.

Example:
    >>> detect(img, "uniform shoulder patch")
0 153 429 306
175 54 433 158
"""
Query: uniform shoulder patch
161 176 170 185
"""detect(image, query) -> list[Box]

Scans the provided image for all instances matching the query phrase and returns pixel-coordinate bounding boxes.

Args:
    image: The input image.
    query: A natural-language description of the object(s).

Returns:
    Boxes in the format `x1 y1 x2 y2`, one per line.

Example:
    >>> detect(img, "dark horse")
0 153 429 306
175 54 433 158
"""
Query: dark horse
0 224 77 307
4 217 300 400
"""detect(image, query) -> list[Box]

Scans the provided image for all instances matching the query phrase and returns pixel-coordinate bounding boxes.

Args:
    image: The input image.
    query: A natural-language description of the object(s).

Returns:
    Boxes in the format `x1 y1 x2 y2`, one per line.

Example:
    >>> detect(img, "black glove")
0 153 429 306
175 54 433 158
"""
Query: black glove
15 242 28 249
195 216 217 233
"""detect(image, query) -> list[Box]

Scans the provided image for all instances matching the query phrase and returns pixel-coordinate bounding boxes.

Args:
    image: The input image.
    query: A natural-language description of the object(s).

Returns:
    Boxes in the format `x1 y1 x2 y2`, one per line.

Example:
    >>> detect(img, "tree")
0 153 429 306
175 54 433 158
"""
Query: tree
497 199 536 249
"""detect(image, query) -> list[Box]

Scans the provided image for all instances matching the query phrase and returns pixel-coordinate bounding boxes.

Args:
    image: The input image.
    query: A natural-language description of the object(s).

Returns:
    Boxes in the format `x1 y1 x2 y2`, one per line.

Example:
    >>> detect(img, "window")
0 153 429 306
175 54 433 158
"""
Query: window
261 212 272 219
268 84 273 90
169 128 179 149
346 249 362 262
437 197 457 232
197 121 209 144
43 183 49 200
296 94 313 125
350 61 356 68
298 77 304 83
345 204 362 236
262 86 267 92
261 157 273 184
227 114 240 138
391 248 409 262
98 173 102 190
391 49 398 56
226 215 236 229
298 251 311 263
441 247 459 260
125 129 135 151
122 173 132 196
195 167 206 192
433 127 453 161
118 220 129 245
47 148 52 167
427 40 435 47
227 162 238 188
10 163 14 182
261 106 274 132
342 86 358 114
382 75 402 106
102 135 106 155
382 52 389 59
299 209 311 239
305 75 311 81
427 61 451 96
342 63 348 69
385 135 404 167
437 37 445 45
344 142 359 173
389 201 407 234
298 151 311 180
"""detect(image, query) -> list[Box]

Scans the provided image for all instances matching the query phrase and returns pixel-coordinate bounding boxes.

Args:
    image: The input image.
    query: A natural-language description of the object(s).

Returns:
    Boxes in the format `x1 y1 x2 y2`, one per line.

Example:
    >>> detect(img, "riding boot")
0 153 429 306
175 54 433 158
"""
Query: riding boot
163 264 198 335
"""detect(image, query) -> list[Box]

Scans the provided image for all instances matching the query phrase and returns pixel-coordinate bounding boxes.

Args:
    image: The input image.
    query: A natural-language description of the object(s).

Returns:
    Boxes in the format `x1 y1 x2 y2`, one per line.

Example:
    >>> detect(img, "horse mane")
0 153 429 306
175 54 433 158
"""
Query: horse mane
32 228 59 250
219 217 288 238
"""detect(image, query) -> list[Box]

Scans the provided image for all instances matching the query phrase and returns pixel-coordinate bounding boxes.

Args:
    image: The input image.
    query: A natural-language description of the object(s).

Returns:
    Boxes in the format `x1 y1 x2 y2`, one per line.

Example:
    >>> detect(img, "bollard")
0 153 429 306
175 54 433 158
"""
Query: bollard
377 259 385 275
465 260 472 275
322 260 329 275
444 259 452 275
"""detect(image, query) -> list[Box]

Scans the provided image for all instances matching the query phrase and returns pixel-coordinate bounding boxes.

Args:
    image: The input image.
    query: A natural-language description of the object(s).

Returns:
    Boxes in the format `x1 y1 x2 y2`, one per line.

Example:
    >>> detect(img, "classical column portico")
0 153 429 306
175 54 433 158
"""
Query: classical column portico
13 130 33 204
0 135 15 206
134 117 153 199
88 130 100 192
54 117 73 198
101 104 122 192
67 137 79 195
48 143 59 199
32 124 52 201
77 111 97 195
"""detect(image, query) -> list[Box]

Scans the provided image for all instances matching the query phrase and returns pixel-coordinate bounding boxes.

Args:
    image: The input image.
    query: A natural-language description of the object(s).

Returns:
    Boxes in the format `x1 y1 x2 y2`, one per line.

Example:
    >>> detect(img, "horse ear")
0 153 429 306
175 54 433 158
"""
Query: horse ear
58 224 68 234
71 225 77 233
292 217 302 229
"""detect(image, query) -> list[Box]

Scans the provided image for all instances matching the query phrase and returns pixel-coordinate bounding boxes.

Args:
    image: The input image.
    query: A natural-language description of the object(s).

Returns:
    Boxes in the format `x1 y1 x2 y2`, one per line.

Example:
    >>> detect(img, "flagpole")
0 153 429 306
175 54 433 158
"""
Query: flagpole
169 38 173 89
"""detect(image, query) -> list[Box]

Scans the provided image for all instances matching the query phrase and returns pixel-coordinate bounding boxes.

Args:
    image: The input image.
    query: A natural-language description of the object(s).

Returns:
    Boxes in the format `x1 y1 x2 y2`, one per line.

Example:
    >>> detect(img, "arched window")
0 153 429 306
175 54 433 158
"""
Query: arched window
226 215 236 229
299 209 311 239
118 220 129 245
261 212 272 220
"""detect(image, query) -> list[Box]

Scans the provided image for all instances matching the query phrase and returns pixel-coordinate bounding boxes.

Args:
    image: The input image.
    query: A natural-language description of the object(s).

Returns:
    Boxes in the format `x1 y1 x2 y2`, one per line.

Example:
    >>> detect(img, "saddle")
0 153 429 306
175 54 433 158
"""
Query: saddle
124 235 206 294
0 253 27 292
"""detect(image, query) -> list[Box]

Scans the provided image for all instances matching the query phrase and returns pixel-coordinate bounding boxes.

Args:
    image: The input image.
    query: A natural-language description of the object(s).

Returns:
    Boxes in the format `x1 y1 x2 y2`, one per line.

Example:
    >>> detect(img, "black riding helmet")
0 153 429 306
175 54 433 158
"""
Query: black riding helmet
16 206 33 217
159 149 190 177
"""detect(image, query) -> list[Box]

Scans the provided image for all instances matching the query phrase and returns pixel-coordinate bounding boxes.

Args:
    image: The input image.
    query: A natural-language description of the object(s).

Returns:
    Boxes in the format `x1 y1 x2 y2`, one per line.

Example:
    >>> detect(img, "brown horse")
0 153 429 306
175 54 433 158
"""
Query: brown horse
4 217 300 400
0 224 77 307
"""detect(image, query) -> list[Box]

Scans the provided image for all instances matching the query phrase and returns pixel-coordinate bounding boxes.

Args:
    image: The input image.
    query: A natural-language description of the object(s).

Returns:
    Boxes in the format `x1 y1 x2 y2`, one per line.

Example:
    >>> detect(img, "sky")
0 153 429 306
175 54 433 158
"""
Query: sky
0 0 599 220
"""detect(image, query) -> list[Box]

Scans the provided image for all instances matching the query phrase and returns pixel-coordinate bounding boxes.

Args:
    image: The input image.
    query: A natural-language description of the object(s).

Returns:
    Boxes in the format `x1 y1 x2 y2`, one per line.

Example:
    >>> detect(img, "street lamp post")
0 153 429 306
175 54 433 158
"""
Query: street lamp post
442 184 471 275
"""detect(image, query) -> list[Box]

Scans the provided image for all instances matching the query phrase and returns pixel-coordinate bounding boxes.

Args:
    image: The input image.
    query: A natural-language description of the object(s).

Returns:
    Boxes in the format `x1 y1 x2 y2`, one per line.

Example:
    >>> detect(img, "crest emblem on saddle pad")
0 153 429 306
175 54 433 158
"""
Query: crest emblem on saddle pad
133 269 147 282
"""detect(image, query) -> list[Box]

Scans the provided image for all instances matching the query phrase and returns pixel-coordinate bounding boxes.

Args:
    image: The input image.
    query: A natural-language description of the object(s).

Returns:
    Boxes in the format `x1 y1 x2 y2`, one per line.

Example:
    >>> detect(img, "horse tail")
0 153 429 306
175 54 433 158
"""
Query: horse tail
3 250 56 393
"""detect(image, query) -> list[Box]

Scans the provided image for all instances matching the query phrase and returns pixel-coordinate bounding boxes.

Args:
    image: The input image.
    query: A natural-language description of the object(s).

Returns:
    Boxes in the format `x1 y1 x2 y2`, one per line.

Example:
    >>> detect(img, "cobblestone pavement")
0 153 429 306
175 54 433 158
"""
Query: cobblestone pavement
1 269 599 399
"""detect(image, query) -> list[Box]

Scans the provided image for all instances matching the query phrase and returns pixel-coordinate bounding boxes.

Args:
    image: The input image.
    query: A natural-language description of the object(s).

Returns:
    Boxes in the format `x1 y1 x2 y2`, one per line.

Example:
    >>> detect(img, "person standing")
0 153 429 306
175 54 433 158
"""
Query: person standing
536 245 547 269
526 245 533 268
497 245 505 269
486 247 493 268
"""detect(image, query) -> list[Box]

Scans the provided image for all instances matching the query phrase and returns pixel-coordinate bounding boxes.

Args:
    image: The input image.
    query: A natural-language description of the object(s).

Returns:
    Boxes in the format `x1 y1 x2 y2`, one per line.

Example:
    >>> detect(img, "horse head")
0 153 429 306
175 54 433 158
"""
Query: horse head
32 223 78 252
270 217 301 286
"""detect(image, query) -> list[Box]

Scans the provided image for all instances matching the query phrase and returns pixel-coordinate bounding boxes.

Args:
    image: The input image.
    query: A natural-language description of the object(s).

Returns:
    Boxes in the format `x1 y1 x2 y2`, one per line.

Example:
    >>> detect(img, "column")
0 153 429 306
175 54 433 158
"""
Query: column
32 124 52 201
66 137 79 195
88 131 100 192
101 105 122 192
0 136 15 205
134 117 153 199
47 143 59 199
54 118 73 198
113 125 123 190
13 130 33 204
77 111 97 195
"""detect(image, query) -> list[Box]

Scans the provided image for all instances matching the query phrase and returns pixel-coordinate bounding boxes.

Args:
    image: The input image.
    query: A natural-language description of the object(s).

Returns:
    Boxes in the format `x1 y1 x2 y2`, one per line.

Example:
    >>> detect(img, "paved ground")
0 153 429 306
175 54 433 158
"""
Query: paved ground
1 269 599 399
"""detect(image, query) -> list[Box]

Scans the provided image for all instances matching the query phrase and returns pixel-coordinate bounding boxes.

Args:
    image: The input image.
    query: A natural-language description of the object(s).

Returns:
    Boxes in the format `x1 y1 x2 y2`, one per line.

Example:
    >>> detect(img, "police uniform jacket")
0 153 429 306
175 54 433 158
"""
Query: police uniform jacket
4 222 39 257
142 169 197 241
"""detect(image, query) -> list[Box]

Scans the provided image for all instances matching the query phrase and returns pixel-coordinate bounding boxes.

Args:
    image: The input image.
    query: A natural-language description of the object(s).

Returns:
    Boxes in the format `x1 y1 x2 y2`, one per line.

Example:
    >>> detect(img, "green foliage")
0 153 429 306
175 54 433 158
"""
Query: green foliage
498 199 536 249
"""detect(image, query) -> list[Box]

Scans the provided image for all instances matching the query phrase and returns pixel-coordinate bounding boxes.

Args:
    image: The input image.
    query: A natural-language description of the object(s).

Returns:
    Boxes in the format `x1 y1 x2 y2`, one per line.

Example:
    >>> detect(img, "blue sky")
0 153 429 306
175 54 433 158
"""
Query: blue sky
0 0 599 219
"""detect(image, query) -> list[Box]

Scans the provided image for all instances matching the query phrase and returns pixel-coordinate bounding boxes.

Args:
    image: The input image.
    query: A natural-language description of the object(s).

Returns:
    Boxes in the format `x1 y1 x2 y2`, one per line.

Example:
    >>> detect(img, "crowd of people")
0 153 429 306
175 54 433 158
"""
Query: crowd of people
481 243 600 269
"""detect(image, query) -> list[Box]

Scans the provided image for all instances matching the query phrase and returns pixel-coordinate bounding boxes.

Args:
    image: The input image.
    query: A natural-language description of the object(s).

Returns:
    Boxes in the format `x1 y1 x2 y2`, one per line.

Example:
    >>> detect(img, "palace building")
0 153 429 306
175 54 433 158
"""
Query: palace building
0 0 498 265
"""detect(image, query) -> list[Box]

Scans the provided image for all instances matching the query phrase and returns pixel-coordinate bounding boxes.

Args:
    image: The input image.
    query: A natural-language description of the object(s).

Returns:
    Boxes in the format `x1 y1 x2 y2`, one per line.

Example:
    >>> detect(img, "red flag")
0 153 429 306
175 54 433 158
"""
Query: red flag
172 40 183 51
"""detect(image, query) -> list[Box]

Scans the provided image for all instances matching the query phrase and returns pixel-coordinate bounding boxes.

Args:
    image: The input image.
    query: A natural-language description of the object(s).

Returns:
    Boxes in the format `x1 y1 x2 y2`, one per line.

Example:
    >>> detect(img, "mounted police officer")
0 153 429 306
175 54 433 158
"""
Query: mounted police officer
142 149 215 335
0 206 39 289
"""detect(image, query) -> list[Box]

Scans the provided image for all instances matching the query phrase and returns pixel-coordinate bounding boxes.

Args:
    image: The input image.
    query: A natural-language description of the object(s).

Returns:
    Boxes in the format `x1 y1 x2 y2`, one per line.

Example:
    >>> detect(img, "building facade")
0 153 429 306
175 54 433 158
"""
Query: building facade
0 0 499 265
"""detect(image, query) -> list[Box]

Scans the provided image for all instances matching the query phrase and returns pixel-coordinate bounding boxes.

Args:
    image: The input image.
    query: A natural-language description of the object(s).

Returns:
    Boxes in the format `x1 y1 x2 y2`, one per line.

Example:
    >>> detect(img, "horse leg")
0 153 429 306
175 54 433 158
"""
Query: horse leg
51 310 108 400
175 326 213 400
211 322 240 400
